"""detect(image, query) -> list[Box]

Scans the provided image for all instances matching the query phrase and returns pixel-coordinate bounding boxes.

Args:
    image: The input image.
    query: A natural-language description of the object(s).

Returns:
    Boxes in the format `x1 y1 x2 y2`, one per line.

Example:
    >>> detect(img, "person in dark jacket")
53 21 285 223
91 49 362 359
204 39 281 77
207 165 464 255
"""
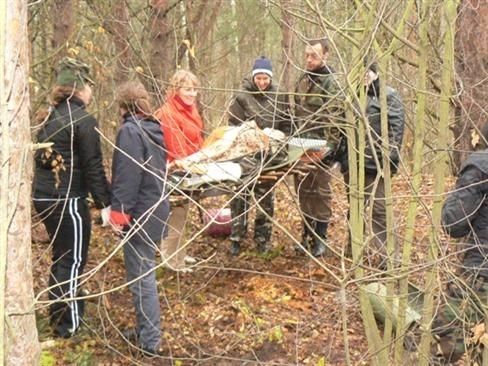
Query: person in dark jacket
442 151 488 277
342 61 405 267
33 57 111 338
109 81 169 357
294 38 346 257
433 140 488 363
403 134 488 364
228 56 291 256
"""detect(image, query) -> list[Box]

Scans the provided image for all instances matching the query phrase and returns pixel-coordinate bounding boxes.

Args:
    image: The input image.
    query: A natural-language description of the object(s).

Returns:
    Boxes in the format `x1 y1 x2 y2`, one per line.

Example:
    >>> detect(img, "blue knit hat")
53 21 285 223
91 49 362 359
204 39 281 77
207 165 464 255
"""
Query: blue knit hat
252 56 273 78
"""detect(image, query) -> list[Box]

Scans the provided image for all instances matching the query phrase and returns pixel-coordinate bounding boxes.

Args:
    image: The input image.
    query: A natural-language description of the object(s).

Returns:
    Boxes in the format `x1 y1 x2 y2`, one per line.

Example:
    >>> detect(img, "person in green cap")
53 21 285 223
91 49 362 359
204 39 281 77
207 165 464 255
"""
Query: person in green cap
33 57 111 338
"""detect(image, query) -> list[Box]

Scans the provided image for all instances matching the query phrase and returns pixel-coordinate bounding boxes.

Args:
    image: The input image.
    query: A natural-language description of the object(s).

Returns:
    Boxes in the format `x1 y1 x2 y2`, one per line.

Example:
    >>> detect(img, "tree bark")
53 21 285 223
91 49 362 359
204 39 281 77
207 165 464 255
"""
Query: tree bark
111 1 131 84
0 0 40 364
149 0 175 96
52 0 75 62
280 0 295 96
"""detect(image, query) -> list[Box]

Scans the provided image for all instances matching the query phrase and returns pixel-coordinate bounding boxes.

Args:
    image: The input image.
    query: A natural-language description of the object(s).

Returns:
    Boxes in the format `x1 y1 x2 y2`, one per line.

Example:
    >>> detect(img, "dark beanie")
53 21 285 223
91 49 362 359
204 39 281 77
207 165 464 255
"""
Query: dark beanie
252 56 273 78
56 57 95 87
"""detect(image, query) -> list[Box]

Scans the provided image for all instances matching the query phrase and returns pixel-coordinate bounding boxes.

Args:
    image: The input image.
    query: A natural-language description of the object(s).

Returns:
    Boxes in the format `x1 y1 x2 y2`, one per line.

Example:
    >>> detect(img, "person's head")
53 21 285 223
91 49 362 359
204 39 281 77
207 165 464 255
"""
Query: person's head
305 38 329 71
55 57 95 105
168 70 200 106
365 60 379 86
251 56 273 91
116 81 153 117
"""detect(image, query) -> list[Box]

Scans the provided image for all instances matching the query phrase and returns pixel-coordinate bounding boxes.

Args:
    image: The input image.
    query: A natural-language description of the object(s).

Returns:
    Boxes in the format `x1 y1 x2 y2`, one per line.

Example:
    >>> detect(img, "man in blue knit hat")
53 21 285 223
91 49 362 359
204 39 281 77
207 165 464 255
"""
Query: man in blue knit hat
228 56 291 256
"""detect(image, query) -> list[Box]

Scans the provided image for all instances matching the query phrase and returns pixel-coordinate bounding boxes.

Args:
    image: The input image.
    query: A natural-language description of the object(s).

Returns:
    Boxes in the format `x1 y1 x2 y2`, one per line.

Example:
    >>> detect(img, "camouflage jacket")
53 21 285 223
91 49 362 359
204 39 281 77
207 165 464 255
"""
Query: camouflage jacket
294 65 345 147
229 78 291 135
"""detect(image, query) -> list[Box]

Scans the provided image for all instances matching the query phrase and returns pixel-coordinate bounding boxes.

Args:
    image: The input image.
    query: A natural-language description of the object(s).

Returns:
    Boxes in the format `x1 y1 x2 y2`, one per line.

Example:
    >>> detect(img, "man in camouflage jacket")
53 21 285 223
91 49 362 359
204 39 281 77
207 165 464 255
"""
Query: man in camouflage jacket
294 38 346 257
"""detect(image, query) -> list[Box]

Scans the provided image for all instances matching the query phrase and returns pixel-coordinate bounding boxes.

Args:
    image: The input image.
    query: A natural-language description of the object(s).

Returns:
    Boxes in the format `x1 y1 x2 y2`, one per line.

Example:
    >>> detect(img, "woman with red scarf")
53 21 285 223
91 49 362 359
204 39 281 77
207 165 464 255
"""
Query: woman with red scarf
155 70 203 272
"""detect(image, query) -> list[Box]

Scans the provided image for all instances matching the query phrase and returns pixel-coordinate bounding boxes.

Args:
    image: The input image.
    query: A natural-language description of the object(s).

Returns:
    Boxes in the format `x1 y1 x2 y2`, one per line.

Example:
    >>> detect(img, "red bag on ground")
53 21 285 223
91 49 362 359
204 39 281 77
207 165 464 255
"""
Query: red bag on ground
203 208 232 237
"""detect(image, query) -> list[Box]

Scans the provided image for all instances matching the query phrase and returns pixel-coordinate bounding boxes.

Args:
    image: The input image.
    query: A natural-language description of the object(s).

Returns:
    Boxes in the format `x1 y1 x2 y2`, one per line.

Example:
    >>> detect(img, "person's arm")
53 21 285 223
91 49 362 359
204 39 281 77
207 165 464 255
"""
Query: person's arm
228 95 247 126
110 125 144 220
386 89 405 163
442 166 487 238
77 114 111 208
275 92 292 135
321 74 347 149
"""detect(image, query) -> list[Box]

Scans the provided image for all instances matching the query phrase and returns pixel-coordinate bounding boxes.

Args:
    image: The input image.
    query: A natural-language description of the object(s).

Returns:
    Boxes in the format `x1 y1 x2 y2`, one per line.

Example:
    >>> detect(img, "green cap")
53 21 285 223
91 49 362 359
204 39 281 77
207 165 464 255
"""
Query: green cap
56 57 95 87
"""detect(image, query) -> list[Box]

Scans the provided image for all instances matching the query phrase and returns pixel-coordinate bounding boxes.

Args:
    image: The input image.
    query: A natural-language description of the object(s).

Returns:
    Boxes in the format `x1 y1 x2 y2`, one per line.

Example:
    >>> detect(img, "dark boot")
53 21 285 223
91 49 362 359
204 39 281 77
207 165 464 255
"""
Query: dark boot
256 238 269 254
311 221 330 257
230 240 241 256
296 220 314 255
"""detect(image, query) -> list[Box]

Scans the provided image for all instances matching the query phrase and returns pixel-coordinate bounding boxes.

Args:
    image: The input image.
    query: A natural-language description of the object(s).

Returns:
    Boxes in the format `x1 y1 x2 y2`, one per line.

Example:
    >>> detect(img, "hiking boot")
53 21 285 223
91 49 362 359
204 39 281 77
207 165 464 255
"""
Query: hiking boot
230 240 241 256
53 328 74 339
311 239 329 257
256 239 269 254
296 222 313 255
311 221 330 257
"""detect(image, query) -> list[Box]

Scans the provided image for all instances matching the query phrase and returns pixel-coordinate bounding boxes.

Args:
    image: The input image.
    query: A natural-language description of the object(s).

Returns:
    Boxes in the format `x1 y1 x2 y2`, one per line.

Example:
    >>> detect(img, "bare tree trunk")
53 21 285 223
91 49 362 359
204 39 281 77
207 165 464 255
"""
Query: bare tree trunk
279 0 295 95
112 0 131 84
418 2 457 364
52 0 75 62
149 0 175 96
452 0 488 171
230 0 243 77
0 0 40 364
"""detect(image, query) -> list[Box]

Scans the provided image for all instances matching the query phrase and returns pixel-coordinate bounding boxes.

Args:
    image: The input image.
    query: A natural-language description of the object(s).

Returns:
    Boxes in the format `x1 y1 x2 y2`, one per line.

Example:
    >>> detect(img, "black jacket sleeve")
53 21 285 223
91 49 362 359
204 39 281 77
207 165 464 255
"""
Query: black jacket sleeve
110 125 144 216
275 93 292 136
442 166 487 238
387 89 405 164
228 95 247 126
77 114 111 208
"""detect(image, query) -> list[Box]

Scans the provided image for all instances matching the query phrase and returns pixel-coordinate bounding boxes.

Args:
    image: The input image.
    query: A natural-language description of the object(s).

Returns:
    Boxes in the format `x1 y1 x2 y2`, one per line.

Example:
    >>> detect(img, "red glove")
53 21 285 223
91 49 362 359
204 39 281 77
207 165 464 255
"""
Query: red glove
109 210 132 226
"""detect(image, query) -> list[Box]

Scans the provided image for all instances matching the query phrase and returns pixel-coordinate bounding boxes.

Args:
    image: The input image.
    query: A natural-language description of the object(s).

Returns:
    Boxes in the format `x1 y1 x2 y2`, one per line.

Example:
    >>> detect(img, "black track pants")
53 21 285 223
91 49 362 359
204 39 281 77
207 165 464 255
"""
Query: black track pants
34 197 91 337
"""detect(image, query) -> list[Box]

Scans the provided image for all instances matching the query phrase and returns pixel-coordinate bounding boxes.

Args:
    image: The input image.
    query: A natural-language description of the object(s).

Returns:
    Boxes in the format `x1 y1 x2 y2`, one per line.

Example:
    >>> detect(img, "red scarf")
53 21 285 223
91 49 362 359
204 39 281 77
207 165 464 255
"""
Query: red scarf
154 94 204 162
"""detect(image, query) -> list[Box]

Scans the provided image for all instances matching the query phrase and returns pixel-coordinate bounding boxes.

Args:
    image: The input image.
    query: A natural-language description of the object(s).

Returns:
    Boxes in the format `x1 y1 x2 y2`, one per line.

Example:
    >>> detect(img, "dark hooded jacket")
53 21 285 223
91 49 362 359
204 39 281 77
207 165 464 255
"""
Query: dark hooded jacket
442 150 488 279
338 78 405 174
228 78 291 135
111 113 169 241
33 96 111 208
363 78 405 174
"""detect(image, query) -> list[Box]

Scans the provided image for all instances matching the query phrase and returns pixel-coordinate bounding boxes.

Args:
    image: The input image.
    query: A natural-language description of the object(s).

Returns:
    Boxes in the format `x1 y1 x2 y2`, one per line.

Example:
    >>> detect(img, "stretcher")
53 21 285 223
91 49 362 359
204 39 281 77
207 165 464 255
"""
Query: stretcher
167 122 334 197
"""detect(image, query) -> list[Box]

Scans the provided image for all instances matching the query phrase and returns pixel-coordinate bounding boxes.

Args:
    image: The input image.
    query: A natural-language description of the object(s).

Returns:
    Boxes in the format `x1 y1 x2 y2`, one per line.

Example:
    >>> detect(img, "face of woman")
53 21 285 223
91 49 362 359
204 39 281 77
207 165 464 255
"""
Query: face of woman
177 82 198 106
253 74 271 91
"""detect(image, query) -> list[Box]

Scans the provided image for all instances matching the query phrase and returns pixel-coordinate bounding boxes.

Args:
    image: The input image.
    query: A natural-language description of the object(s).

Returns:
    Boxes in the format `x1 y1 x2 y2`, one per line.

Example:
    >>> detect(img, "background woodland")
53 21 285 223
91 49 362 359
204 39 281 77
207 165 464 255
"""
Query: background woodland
1 0 488 365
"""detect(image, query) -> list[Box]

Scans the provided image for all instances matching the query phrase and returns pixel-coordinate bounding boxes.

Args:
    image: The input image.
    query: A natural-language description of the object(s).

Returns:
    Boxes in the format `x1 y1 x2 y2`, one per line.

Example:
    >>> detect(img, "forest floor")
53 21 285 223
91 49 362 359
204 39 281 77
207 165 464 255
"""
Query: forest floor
32 171 451 366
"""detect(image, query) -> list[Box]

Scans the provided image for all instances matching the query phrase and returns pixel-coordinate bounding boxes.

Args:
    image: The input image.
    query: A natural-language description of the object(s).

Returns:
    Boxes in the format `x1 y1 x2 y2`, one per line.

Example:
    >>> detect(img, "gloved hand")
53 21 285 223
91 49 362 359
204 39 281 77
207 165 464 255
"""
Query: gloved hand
109 210 132 233
101 206 111 227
